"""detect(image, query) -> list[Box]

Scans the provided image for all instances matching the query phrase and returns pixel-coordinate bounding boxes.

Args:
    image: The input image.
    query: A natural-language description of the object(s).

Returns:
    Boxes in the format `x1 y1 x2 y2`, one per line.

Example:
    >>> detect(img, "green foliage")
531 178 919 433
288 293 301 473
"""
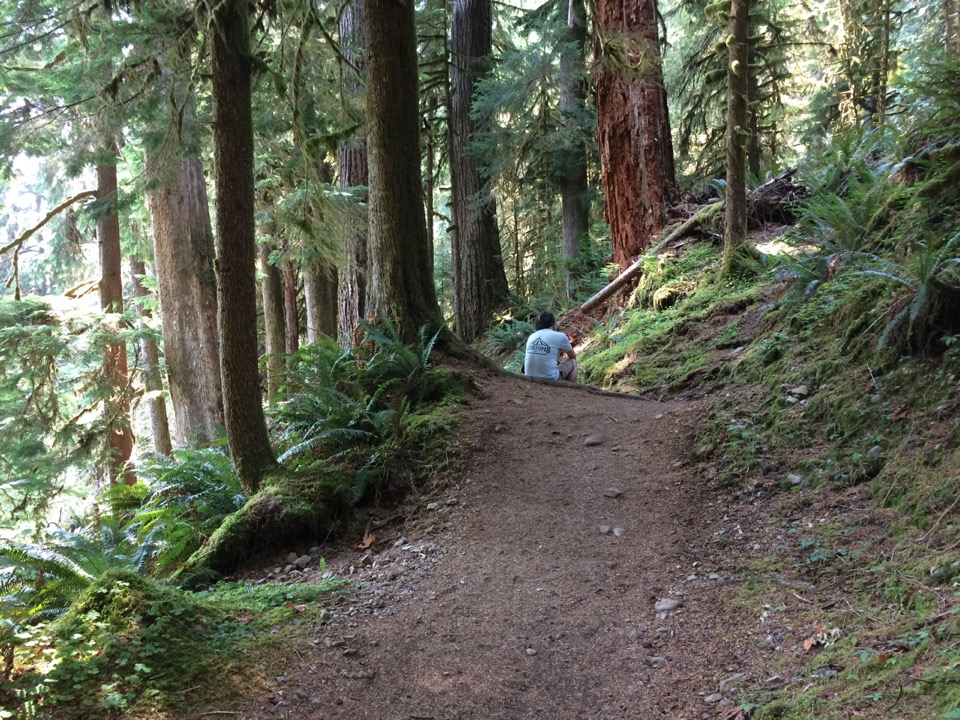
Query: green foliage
0 299 114 531
273 323 443 468
105 447 246 576
2 570 340 718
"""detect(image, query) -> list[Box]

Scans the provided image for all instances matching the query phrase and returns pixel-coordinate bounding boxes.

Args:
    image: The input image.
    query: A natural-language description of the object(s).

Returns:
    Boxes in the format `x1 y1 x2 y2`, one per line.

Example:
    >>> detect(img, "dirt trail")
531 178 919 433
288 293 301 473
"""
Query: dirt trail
231 369 758 720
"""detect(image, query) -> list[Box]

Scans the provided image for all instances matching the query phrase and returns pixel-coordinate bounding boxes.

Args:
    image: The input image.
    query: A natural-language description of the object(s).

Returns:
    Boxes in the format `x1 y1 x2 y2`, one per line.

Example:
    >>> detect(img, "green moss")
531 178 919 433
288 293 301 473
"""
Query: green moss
184 466 356 577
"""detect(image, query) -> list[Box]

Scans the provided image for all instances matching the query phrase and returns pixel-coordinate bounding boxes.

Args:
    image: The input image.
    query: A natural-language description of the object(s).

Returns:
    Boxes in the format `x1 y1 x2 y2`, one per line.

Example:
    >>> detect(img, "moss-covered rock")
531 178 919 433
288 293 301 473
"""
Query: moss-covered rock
185 466 357 577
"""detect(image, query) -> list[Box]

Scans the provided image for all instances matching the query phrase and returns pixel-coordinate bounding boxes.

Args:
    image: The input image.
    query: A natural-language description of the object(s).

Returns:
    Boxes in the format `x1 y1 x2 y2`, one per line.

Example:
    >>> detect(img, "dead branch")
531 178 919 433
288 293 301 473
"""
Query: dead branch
0 190 97 257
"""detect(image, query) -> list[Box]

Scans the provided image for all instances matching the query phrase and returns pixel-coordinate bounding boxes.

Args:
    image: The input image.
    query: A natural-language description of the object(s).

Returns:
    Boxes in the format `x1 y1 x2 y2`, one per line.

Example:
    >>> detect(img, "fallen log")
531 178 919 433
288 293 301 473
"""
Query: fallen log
579 169 808 315
579 202 721 314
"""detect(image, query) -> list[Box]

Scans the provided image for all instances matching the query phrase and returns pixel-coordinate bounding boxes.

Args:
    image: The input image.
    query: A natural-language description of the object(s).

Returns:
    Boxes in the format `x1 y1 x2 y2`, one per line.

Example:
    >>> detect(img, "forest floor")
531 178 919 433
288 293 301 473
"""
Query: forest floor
199 362 837 720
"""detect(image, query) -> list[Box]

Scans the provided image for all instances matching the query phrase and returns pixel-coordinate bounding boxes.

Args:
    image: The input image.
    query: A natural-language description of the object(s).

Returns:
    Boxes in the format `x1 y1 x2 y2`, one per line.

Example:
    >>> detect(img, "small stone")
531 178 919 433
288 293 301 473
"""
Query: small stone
426 502 440 511
286 552 299 563
719 673 745 692
359 554 374 567
273 567 283 575
705 693 722 703
584 435 604 447
604 488 623 498
867 445 883 460
342 648 358 657
787 473 803 486
765 675 782 685
789 384 810 398
646 656 666 668
613 527 625 538
294 554 312 569
718 699 733 709
708 573 724 582
785 396 800 405
283 564 296 575
526 647 537 656
654 598 683 612
446 497 459 506
686 575 698 582
599 525 612 535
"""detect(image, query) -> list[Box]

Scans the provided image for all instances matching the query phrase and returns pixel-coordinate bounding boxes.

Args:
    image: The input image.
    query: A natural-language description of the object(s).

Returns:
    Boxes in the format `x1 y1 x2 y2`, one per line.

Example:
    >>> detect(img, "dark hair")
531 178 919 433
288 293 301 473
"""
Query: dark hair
534 311 556 330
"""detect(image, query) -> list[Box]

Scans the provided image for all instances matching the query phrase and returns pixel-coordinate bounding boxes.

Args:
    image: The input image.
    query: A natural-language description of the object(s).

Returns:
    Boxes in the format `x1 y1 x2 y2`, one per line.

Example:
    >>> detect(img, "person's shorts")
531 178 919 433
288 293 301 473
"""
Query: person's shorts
559 358 577 381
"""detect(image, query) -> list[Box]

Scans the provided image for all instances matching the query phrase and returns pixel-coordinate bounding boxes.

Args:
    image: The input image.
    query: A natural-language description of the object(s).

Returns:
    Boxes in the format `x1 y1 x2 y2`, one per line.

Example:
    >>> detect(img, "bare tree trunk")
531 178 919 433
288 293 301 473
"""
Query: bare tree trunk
366 0 443 340
97 133 135 485
282 256 300 355
211 0 278 495
259 238 286 402
147 156 224 447
949 0 960 53
721 0 750 277
559 0 590 277
338 0 369 349
594 0 673 271
304 261 338 342
129 258 173 455
449 0 510 341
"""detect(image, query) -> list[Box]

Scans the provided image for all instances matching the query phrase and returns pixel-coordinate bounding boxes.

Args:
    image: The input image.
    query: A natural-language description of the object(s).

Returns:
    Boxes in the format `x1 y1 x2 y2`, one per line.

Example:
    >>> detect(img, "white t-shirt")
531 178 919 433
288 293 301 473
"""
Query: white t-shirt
524 328 573 380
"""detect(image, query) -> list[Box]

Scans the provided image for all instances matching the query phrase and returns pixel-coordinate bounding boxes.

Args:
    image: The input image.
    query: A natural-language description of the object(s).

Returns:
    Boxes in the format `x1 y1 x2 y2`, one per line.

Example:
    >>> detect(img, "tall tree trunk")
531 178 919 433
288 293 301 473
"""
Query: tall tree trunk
282 256 300 355
129 258 173 455
948 0 960 53
210 0 278 495
97 133 135 485
337 0 369 349
366 0 443 340
304 261 339 341
259 238 286 402
594 0 674 272
147 156 224 447
721 0 750 277
449 0 510 342
559 0 590 297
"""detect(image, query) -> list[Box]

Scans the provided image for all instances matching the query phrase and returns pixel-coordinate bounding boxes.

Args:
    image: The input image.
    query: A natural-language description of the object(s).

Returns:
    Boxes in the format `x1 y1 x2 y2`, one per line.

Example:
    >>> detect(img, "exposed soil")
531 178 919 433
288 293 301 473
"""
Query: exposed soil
210 366 792 720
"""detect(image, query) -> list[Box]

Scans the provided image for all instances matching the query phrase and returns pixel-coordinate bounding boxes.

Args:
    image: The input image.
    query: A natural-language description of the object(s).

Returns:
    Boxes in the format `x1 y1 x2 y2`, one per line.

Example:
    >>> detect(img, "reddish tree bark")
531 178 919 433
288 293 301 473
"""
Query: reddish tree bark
594 0 675 271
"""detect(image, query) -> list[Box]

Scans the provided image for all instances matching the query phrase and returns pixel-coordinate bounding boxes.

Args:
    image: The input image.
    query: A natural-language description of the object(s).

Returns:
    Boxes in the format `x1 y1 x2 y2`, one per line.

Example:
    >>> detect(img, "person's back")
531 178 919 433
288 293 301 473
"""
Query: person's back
523 312 578 382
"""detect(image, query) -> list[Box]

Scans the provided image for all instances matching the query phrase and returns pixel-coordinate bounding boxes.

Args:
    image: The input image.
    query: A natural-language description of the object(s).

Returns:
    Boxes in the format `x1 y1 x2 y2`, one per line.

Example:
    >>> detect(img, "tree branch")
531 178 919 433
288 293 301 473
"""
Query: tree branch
0 190 98 257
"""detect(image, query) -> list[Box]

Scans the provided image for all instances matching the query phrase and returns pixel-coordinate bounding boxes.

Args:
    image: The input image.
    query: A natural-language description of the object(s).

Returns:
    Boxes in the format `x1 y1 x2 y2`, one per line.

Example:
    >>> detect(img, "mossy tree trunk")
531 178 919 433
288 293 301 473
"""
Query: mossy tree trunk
720 0 750 278
210 0 278 495
97 133 135 485
449 0 510 342
365 0 444 342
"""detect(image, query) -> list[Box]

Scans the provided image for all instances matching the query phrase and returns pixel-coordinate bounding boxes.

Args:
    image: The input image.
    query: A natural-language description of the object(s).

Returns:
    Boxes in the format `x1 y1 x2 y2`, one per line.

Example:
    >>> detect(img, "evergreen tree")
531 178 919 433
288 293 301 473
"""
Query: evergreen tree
721 0 751 277
210 0 278 495
366 0 444 340
594 0 675 271
449 0 511 341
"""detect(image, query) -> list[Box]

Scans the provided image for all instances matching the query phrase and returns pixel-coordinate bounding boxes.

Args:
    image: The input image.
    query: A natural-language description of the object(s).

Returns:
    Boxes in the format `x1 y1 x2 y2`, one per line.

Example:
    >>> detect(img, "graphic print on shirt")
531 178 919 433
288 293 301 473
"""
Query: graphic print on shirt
529 338 552 355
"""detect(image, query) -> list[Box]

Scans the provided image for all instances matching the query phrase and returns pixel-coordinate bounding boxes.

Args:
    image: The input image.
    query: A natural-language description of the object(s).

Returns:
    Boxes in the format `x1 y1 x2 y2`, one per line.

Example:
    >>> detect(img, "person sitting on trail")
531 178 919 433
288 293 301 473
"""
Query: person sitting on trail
523 311 578 382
